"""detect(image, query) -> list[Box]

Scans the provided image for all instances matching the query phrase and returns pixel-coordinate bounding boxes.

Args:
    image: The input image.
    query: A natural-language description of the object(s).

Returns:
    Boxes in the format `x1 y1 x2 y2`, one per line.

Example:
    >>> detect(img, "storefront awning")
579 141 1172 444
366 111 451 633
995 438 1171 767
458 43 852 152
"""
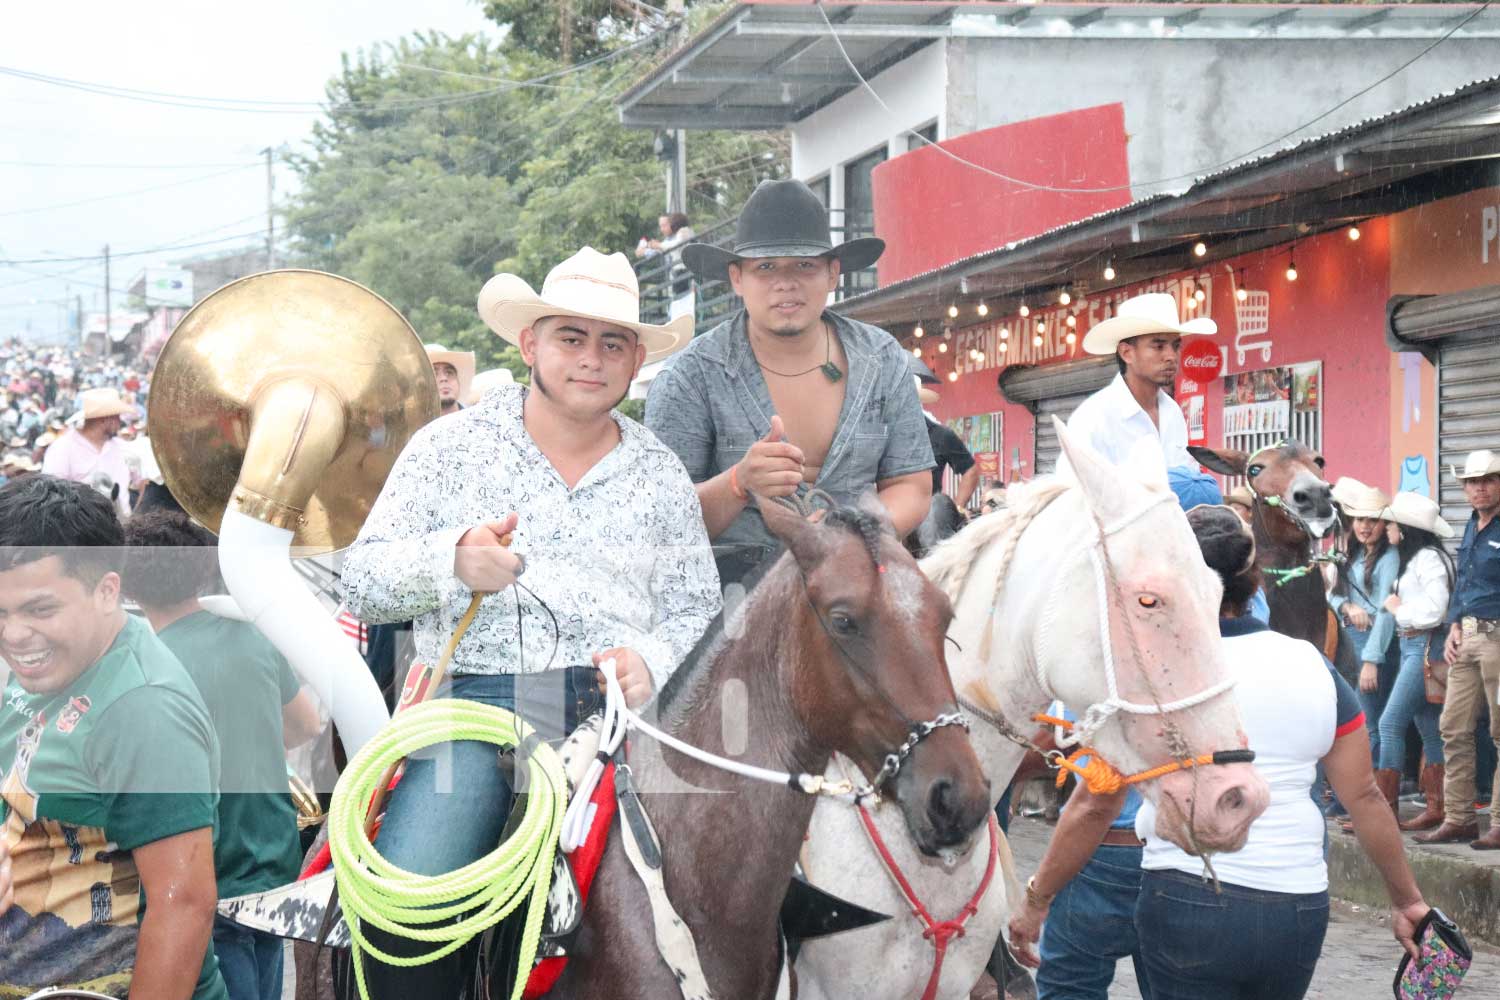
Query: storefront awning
1387 283 1500 361
998 356 1114 406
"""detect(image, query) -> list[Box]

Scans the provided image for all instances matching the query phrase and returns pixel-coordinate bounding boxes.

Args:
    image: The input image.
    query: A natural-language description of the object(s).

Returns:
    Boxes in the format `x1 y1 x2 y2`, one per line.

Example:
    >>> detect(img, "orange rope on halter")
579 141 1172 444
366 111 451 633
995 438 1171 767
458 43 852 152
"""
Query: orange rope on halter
1032 714 1250 796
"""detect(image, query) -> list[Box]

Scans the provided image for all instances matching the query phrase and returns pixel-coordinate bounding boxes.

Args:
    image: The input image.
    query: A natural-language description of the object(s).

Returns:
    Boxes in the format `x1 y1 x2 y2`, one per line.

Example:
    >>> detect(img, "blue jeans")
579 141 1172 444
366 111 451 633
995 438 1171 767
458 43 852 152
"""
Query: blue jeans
1135 869 1329 1000
212 916 284 1000
361 668 603 1000
1037 844 1151 1000
1377 634 1444 770
1341 624 1398 763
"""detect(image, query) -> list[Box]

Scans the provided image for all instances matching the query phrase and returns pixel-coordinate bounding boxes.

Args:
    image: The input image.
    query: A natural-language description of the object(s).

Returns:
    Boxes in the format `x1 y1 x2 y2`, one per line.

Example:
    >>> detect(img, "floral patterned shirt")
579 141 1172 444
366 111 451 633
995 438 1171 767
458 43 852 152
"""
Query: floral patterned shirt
341 383 721 694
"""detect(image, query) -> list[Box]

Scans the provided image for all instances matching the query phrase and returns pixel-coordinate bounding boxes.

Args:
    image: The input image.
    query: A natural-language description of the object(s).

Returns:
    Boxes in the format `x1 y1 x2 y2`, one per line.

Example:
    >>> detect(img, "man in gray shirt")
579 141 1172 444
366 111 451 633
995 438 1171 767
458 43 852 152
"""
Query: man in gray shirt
646 180 934 584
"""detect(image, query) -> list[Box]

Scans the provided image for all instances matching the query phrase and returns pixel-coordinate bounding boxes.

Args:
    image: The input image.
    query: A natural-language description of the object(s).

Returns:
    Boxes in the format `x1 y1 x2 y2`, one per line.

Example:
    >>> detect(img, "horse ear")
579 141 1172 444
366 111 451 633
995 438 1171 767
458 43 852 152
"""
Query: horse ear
855 489 896 535
1188 446 1246 477
1055 417 1134 522
759 496 825 566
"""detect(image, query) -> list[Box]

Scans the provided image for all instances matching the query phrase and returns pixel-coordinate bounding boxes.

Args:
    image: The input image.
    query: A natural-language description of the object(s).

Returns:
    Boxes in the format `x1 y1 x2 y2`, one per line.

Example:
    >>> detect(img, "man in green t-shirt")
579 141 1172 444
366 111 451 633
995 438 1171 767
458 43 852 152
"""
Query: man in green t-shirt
0 475 227 1000
124 509 318 1000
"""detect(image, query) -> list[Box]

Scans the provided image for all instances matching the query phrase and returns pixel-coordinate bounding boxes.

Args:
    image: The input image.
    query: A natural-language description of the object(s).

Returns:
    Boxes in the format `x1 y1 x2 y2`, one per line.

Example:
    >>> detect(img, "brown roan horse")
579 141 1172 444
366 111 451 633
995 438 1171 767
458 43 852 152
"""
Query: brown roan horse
1190 442 1338 649
550 496 992 999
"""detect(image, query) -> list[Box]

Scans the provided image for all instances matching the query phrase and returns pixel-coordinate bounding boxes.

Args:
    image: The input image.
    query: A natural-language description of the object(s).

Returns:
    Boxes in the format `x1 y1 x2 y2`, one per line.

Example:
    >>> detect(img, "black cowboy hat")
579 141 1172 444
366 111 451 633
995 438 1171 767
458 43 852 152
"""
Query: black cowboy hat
681 179 885 283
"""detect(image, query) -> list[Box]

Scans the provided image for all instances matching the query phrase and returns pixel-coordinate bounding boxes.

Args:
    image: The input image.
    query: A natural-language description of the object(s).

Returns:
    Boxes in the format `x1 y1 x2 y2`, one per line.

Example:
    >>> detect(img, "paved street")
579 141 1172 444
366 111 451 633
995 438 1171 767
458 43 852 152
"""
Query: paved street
1003 816 1500 999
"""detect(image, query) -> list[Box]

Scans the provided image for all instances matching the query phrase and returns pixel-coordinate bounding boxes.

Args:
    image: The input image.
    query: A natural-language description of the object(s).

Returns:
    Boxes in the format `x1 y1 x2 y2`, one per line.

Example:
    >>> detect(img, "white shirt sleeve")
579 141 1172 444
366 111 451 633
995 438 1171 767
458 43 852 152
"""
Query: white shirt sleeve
1394 548 1451 631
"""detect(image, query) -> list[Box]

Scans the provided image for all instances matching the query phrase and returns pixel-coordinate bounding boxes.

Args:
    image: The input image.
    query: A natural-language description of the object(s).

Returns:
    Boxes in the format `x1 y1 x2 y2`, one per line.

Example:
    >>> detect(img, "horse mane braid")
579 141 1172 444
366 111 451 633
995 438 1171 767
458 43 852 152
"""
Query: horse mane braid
821 506 886 568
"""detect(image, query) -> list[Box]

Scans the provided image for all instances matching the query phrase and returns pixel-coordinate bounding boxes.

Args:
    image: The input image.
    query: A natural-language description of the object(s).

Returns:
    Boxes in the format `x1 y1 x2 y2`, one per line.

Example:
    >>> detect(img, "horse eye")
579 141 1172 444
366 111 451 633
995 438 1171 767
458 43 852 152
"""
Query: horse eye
1313 456 1326 469
1246 464 1265 478
830 612 858 636
1138 595 1161 609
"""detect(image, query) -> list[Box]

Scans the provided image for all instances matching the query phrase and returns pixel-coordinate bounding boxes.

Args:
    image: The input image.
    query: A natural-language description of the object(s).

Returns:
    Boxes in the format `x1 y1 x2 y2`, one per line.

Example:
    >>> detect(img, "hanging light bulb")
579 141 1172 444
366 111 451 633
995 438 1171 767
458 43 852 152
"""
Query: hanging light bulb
913 323 925 339
1186 296 1198 311
1032 332 1043 347
977 302 989 317
947 371 959 383
938 342 948 353
1286 249 1299 282
1019 302 1030 318
1000 326 1010 340
975 351 985 363
1237 286 1248 303
1347 225 1361 241
1194 287 1206 303
1193 241 1207 257
1103 260 1116 281
969 349 979 361
999 341 1009 354
1059 289 1072 306
1036 321 1046 334
1065 314 1077 328
947 304 959 319
911 346 922 357
1065 331 1077 346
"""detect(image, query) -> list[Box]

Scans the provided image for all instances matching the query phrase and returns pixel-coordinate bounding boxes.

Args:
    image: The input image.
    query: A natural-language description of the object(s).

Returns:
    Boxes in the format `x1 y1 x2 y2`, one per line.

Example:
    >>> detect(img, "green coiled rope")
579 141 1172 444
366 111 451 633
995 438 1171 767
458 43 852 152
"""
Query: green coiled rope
327 697 566 1000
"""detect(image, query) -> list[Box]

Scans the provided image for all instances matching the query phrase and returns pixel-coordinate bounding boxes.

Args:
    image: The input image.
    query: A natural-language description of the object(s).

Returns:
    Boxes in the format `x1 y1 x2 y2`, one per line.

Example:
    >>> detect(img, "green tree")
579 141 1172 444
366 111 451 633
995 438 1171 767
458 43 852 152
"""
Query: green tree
283 17 785 387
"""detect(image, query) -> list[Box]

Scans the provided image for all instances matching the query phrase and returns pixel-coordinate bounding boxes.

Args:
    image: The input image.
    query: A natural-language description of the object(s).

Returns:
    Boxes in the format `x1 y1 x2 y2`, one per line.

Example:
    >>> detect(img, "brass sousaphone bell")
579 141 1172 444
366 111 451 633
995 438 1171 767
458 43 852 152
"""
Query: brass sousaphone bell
150 270 439 755
150 269 438 551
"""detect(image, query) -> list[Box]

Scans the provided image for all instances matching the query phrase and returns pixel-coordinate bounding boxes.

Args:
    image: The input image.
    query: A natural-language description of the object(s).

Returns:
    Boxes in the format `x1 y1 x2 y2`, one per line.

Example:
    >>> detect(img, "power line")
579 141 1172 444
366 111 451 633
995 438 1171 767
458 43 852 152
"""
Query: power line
0 158 261 170
0 231 264 266
0 164 260 220
0 31 671 117
816 0 1494 195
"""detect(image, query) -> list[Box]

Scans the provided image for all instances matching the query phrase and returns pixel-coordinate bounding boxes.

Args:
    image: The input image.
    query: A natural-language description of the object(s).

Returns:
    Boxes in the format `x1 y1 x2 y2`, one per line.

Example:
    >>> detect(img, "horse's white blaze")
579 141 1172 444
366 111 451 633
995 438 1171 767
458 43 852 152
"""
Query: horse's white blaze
882 563 927 624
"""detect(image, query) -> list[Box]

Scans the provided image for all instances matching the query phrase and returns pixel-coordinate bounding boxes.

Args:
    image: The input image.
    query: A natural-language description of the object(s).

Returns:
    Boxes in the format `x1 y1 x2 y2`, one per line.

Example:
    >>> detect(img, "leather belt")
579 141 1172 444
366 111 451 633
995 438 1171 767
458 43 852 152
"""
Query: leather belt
1399 627 1432 639
1099 828 1145 848
1461 616 1500 636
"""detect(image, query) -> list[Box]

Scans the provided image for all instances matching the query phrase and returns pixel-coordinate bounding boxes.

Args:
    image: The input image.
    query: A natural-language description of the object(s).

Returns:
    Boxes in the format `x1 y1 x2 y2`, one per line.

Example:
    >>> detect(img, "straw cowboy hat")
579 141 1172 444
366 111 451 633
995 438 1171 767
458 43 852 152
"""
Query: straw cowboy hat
1381 492 1454 539
1332 478 1390 519
680 179 885 284
1082 292 1218 356
912 375 940 406
423 344 476 399
2 453 38 473
477 247 691 362
464 367 515 407
1453 449 1500 480
78 387 131 421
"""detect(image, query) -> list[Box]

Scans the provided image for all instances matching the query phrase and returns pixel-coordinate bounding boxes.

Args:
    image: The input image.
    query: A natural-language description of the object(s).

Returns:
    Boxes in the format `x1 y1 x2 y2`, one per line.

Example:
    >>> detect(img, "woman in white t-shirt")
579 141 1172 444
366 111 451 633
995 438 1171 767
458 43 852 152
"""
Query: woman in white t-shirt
1133 505 1430 1000
1377 493 1455 831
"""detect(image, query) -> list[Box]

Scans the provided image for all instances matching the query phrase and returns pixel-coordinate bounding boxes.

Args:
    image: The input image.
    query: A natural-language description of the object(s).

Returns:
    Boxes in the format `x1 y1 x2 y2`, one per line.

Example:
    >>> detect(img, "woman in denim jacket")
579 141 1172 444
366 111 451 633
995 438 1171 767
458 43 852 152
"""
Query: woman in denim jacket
1328 483 1401 811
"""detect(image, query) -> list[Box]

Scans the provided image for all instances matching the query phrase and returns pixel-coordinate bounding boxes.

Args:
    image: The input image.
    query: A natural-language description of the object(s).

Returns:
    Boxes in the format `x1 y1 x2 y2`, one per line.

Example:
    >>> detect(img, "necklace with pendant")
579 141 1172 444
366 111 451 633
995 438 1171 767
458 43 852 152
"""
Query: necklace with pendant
756 324 843 383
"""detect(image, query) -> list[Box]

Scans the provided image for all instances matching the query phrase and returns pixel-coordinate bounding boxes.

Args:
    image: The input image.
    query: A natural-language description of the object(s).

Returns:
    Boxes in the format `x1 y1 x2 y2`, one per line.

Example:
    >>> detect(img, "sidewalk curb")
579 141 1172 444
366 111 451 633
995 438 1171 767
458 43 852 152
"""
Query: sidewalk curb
1327 824 1500 945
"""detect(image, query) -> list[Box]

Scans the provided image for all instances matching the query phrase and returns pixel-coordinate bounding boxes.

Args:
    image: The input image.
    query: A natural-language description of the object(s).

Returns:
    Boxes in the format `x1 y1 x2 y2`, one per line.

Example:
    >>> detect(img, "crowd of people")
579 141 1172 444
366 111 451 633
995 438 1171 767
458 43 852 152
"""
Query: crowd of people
0 178 1493 1000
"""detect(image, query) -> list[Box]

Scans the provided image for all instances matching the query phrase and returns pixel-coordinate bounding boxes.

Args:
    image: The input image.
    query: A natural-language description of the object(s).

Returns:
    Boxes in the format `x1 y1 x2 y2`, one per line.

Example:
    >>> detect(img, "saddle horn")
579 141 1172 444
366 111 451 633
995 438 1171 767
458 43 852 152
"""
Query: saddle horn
148 269 440 754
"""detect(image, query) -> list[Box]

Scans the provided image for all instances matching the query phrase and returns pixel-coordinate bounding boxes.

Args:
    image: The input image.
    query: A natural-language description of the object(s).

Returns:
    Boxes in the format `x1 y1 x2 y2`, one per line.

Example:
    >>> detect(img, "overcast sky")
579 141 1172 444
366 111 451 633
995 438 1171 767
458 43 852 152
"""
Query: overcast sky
1 0 497 341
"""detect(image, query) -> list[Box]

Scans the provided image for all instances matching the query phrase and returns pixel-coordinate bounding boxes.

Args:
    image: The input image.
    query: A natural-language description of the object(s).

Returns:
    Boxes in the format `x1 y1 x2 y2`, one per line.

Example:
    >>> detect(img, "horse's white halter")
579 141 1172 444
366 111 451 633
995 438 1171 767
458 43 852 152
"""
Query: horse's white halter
1035 489 1238 751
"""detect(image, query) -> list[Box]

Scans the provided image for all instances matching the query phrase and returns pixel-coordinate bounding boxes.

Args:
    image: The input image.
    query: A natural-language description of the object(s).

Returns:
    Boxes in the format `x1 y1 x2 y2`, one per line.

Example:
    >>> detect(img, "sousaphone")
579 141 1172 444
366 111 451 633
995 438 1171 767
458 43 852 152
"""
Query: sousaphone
150 270 439 754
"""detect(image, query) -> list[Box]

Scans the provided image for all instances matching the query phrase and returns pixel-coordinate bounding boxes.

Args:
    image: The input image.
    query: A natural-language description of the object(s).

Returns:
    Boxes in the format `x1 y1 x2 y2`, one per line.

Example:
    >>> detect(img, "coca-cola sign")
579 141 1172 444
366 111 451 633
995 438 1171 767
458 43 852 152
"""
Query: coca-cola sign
1179 338 1223 382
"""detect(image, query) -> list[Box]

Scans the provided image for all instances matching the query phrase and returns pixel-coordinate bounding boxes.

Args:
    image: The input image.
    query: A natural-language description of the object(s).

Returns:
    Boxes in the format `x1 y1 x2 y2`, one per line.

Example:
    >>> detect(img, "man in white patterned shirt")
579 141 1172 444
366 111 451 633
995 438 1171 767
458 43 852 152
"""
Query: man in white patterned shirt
341 247 719 999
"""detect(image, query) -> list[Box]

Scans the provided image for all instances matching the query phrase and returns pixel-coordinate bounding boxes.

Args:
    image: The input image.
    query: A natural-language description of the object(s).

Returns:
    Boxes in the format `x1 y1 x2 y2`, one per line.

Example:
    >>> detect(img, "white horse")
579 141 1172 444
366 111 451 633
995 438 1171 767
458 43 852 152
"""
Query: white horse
793 421 1271 1000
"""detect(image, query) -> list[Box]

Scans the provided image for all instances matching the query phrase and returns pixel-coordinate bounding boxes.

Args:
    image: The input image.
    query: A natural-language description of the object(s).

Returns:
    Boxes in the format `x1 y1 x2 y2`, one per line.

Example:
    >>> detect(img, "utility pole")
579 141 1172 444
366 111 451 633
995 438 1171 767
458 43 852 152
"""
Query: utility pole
559 0 573 65
261 146 276 269
102 243 111 358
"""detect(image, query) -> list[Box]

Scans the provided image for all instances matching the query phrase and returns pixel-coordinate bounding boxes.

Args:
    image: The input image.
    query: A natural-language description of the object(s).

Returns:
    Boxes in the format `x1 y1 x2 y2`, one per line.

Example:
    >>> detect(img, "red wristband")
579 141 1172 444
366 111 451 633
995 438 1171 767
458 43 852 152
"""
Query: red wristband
729 463 748 501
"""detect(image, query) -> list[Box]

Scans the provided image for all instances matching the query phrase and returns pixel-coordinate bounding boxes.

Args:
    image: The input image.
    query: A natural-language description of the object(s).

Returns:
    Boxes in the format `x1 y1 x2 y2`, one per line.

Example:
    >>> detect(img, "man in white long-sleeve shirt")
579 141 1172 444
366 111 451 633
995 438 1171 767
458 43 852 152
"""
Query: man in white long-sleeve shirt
1060 293 1217 481
340 247 720 1000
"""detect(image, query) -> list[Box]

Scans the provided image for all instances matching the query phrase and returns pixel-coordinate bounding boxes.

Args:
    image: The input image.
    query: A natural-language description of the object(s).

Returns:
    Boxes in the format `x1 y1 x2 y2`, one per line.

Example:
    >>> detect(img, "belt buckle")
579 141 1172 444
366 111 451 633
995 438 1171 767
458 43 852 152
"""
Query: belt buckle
1462 616 1479 639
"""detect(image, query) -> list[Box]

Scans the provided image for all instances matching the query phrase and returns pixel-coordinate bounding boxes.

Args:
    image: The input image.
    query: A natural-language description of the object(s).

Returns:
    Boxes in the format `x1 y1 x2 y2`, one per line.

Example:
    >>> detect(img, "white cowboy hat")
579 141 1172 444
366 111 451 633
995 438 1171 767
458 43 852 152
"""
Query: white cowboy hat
464 367 515 406
2 453 38 472
1453 449 1500 480
477 247 692 363
1332 478 1390 519
1081 292 1218 356
78 387 131 421
1381 492 1454 539
913 375 939 406
423 344 476 400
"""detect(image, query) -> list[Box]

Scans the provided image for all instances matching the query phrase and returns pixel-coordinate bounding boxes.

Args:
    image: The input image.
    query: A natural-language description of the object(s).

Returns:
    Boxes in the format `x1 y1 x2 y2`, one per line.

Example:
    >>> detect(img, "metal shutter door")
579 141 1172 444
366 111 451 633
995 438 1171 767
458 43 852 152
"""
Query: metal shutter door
1438 334 1500 531
1034 391 1095 476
